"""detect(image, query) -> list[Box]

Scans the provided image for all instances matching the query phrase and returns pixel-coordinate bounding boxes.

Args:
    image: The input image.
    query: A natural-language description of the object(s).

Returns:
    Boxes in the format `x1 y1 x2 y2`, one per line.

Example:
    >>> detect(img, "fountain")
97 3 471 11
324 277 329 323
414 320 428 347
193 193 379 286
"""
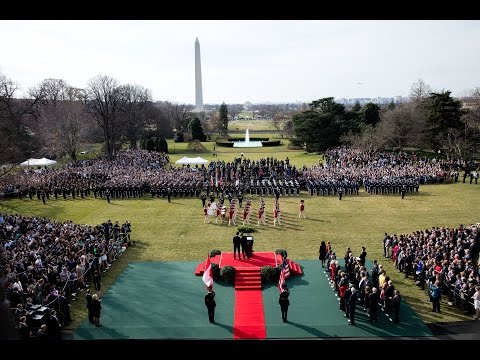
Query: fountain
233 129 263 148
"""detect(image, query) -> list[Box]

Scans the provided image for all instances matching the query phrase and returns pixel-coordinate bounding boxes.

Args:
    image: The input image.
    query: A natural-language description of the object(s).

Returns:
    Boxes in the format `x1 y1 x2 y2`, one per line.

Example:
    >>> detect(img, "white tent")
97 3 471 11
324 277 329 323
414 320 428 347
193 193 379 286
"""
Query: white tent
175 156 209 165
20 158 57 167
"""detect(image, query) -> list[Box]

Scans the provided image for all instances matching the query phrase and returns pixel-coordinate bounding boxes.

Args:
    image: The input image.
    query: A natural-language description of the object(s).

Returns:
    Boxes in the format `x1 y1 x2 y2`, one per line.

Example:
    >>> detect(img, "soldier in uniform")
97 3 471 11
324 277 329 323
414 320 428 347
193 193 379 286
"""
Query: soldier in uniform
279 285 290 322
204 286 216 323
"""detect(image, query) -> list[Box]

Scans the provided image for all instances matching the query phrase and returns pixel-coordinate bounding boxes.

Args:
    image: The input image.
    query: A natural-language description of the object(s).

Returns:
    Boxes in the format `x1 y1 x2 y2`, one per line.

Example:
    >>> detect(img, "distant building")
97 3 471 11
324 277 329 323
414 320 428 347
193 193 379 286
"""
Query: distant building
335 96 407 106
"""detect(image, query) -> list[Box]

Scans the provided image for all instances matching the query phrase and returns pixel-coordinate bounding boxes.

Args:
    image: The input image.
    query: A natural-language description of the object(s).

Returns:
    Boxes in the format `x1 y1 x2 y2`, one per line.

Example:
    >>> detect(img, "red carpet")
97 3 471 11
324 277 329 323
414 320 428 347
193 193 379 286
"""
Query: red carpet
193 251 304 339
233 289 266 339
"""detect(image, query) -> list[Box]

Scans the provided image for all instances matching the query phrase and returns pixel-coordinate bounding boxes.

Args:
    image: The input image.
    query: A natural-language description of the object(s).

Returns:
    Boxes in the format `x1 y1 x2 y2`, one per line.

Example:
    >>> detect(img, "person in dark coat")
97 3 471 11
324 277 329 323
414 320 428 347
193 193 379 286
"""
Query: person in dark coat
85 289 94 323
319 241 327 267
392 289 401 323
344 285 352 319
18 316 31 340
279 286 290 322
384 280 395 315
369 287 379 322
47 309 61 338
91 293 102 327
233 232 241 259
240 232 248 260
204 286 216 323
347 287 358 325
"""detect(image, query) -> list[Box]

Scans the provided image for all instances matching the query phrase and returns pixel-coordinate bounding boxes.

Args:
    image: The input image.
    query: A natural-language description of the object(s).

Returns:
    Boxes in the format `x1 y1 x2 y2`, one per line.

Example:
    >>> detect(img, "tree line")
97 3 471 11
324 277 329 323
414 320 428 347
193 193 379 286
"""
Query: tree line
291 79 480 160
0 73 209 173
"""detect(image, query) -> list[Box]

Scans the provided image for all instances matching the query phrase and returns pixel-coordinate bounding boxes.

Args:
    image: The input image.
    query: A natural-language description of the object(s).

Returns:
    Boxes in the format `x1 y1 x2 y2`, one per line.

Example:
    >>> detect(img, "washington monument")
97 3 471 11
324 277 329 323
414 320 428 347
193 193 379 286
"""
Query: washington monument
195 37 204 111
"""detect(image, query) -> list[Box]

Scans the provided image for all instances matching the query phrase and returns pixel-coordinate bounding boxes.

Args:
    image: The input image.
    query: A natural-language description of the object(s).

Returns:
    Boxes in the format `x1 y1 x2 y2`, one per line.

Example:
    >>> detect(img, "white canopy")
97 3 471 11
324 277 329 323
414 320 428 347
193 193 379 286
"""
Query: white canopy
20 158 57 167
175 156 209 165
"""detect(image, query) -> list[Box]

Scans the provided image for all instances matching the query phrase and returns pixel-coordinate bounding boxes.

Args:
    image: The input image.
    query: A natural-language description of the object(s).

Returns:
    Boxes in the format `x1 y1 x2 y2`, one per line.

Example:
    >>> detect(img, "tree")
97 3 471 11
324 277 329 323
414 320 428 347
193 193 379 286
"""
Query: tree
425 91 464 152
0 72 44 176
341 125 387 151
84 75 122 159
410 79 432 103
351 101 362 112
227 104 243 121
309 97 345 115
54 101 87 160
388 100 396 110
161 102 194 136
219 102 229 137
362 102 381 126
376 102 426 149
189 117 206 141
31 78 88 160
207 111 223 137
292 111 342 152
118 84 152 149
272 111 288 138
292 97 354 152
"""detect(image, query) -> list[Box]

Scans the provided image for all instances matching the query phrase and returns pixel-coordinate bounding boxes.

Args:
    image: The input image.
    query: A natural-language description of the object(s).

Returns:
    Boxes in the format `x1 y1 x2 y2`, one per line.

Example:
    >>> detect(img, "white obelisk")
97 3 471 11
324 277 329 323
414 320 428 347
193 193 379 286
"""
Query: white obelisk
195 37 204 111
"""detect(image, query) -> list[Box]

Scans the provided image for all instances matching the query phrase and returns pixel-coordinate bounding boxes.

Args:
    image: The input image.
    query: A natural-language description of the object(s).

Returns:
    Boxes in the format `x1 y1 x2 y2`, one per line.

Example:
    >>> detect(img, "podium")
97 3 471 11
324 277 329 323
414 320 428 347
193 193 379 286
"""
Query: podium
246 236 254 257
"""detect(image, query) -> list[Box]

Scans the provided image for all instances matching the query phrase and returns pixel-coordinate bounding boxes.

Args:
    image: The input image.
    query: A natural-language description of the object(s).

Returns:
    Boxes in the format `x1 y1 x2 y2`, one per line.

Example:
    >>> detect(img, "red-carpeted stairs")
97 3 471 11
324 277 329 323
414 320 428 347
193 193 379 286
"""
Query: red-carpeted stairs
233 269 266 339
235 268 262 290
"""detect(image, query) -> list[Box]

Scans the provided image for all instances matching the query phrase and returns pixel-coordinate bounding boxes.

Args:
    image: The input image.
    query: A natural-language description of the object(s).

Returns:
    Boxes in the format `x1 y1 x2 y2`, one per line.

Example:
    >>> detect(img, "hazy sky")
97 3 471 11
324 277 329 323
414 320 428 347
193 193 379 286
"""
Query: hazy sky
1 20 479 104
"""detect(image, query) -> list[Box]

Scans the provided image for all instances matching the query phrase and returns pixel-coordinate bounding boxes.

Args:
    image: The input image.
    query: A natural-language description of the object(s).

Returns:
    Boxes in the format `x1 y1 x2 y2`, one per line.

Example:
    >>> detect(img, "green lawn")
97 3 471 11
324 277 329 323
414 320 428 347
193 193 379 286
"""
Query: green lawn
168 139 320 167
2 178 479 331
229 119 276 131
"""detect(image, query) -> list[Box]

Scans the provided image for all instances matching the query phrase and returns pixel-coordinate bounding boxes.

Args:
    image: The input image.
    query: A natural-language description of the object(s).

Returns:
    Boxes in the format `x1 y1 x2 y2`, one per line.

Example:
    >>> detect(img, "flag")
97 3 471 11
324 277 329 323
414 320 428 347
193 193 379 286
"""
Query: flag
282 257 290 279
202 254 213 288
278 267 285 292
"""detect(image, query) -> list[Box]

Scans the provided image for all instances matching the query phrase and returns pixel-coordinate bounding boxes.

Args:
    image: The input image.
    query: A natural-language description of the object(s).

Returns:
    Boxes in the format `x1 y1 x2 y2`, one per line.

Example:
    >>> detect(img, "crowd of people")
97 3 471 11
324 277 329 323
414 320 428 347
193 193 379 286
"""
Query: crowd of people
0 214 131 339
3 146 474 203
323 242 402 325
383 223 480 317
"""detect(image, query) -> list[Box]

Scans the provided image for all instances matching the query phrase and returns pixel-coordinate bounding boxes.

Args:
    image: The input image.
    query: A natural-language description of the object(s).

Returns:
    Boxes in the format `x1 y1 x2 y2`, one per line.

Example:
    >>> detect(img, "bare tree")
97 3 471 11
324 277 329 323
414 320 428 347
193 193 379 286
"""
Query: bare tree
54 101 88 160
227 104 243 120
119 84 152 149
341 125 387 151
207 111 223 137
156 101 194 136
0 72 44 176
30 78 90 159
271 110 295 138
84 75 122 159
377 102 426 149
409 79 432 103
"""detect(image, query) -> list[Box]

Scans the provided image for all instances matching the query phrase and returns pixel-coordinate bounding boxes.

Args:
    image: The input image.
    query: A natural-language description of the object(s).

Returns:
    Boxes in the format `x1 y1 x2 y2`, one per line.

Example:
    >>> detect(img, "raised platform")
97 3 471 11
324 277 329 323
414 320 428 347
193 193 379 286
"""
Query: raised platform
194 252 303 276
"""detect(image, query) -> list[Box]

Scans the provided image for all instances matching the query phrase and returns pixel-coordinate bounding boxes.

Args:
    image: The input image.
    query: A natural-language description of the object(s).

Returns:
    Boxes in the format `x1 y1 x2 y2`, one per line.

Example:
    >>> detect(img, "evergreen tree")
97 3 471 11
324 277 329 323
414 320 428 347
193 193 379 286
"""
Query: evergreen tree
219 102 229 137
362 102 381 126
189 117 207 141
425 91 463 151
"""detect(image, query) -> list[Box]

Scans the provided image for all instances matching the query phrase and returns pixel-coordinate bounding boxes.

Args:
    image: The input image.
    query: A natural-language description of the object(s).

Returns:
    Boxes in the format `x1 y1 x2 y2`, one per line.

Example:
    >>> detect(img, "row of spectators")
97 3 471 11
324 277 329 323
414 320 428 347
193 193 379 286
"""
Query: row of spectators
0 214 131 339
324 243 402 324
2 147 478 200
384 224 480 316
